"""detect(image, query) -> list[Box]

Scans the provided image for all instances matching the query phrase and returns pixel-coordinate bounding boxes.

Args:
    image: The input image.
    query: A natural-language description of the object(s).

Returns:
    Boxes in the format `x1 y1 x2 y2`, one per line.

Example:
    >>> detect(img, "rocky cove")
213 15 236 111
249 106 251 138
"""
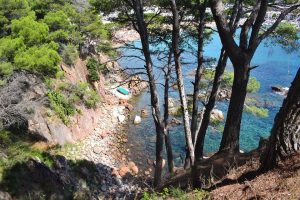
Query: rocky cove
0 36 152 198
118 27 300 168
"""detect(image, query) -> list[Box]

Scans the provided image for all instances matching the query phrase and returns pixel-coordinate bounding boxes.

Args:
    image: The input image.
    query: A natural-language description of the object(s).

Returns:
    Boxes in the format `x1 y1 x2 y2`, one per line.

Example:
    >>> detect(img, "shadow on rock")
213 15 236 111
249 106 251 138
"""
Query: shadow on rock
0 154 146 200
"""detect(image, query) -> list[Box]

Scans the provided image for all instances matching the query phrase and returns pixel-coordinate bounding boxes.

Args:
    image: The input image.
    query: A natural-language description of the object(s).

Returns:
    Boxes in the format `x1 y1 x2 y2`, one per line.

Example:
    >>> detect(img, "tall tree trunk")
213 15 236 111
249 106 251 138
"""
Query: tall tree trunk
192 49 228 187
191 0 207 144
219 61 250 153
132 1 165 187
195 49 228 159
193 0 241 160
189 1 207 169
170 0 195 167
260 69 300 172
164 51 175 174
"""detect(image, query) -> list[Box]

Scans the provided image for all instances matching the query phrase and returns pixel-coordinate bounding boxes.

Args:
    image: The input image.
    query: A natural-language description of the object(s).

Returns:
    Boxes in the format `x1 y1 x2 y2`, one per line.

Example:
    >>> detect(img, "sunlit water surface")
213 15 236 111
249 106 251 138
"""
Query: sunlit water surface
118 32 300 167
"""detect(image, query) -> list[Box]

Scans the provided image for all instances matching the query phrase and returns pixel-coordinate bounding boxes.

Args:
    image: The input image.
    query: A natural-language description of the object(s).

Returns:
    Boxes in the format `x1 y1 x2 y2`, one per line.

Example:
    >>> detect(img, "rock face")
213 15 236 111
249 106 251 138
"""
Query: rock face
0 71 103 145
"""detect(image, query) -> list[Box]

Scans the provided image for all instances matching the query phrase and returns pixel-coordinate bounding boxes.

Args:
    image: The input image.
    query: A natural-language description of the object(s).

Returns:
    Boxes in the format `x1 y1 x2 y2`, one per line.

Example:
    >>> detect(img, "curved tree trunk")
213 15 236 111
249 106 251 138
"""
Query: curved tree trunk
260 68 300 172
219 62 250 153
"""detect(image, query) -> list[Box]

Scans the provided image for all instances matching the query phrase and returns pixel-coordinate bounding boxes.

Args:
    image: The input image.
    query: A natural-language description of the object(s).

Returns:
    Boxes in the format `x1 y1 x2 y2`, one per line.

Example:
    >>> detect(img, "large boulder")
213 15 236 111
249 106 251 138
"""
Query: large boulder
211 109 225 122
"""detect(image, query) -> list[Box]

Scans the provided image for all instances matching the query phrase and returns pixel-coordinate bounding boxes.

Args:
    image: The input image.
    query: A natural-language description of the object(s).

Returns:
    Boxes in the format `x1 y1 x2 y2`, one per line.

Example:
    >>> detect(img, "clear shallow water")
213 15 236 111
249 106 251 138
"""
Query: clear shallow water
119 32 300 166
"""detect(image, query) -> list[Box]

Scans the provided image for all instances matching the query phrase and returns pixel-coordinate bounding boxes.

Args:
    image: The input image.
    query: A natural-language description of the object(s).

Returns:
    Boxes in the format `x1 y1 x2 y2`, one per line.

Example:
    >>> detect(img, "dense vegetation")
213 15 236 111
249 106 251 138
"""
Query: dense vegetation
0 0 115 78
0 0 119 125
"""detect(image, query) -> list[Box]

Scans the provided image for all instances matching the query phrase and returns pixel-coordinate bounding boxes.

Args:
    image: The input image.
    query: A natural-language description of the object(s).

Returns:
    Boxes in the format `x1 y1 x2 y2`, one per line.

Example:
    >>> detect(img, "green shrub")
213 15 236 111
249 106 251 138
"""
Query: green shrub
55 70 65 79
84 90 100 109
174 107 183 117
0 80 5 87
61 44 78 66
202 68 215 80
219 71 261 93
44 78 56 89
58 82 70 90
0 62 13 77
11 16 49 47
0 37 25 62
221 71 234 88
97 42 117 58
43 10 72 32
47 90 76 125
247 77 260 93
210 117 222 126
86 58 100 81
48 29 69 43
244 105 269 118
14 43 61 76
73 82 100 109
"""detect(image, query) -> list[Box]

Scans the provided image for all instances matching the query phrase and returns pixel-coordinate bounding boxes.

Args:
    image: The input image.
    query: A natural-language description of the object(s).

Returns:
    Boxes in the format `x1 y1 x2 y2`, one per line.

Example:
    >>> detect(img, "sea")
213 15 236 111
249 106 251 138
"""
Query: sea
118 31 300 166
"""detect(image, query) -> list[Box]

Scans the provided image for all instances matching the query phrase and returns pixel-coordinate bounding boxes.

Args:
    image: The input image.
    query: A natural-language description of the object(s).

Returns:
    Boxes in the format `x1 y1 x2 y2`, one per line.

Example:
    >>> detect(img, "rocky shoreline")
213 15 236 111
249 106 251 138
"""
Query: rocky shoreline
54 101 148 198
0 26 149 199
56 61 150 198
56 37 150 197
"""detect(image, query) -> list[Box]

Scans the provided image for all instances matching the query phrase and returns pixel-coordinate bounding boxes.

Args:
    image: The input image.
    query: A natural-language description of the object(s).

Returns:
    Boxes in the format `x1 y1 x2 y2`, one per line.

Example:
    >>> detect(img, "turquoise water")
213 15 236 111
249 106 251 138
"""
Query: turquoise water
119 32 300 165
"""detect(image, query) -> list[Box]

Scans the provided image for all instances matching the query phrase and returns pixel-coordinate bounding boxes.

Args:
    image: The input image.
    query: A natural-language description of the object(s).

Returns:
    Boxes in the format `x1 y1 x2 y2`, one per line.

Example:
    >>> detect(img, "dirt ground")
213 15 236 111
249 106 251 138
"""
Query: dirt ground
211 154 300 200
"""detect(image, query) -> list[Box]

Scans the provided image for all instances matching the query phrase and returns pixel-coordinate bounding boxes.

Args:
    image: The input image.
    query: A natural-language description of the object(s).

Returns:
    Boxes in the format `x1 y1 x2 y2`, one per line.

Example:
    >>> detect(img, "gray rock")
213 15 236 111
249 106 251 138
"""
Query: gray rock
0 191 13 200
101 185 108 192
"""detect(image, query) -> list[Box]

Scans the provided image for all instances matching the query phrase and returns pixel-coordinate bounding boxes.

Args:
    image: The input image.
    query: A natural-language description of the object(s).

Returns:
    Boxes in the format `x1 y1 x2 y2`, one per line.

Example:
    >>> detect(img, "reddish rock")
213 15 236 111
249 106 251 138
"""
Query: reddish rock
128 161 136 169
126 104 134 111
119 99 128 106
100 132 108 139
119 166 130 177
111 168 119 177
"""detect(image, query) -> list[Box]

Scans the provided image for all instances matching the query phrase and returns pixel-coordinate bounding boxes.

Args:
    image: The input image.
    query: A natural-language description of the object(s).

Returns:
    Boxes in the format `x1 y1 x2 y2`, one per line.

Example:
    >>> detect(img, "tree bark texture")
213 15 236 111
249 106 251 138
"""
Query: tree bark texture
170 0 195 166
260 68 300 172
195 49 228 159
164 51 175 174
219 63 250 153
131 0 165 187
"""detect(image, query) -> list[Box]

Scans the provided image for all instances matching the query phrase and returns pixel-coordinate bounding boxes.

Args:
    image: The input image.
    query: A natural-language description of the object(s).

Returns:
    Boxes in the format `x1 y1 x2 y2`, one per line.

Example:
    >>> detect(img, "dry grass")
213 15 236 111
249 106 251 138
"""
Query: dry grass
211 154 300 200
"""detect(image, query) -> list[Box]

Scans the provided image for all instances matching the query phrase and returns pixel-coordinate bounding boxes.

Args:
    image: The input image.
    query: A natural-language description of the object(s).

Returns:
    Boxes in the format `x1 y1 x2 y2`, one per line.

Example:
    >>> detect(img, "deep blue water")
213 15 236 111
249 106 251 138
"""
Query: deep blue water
119 32 300 165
